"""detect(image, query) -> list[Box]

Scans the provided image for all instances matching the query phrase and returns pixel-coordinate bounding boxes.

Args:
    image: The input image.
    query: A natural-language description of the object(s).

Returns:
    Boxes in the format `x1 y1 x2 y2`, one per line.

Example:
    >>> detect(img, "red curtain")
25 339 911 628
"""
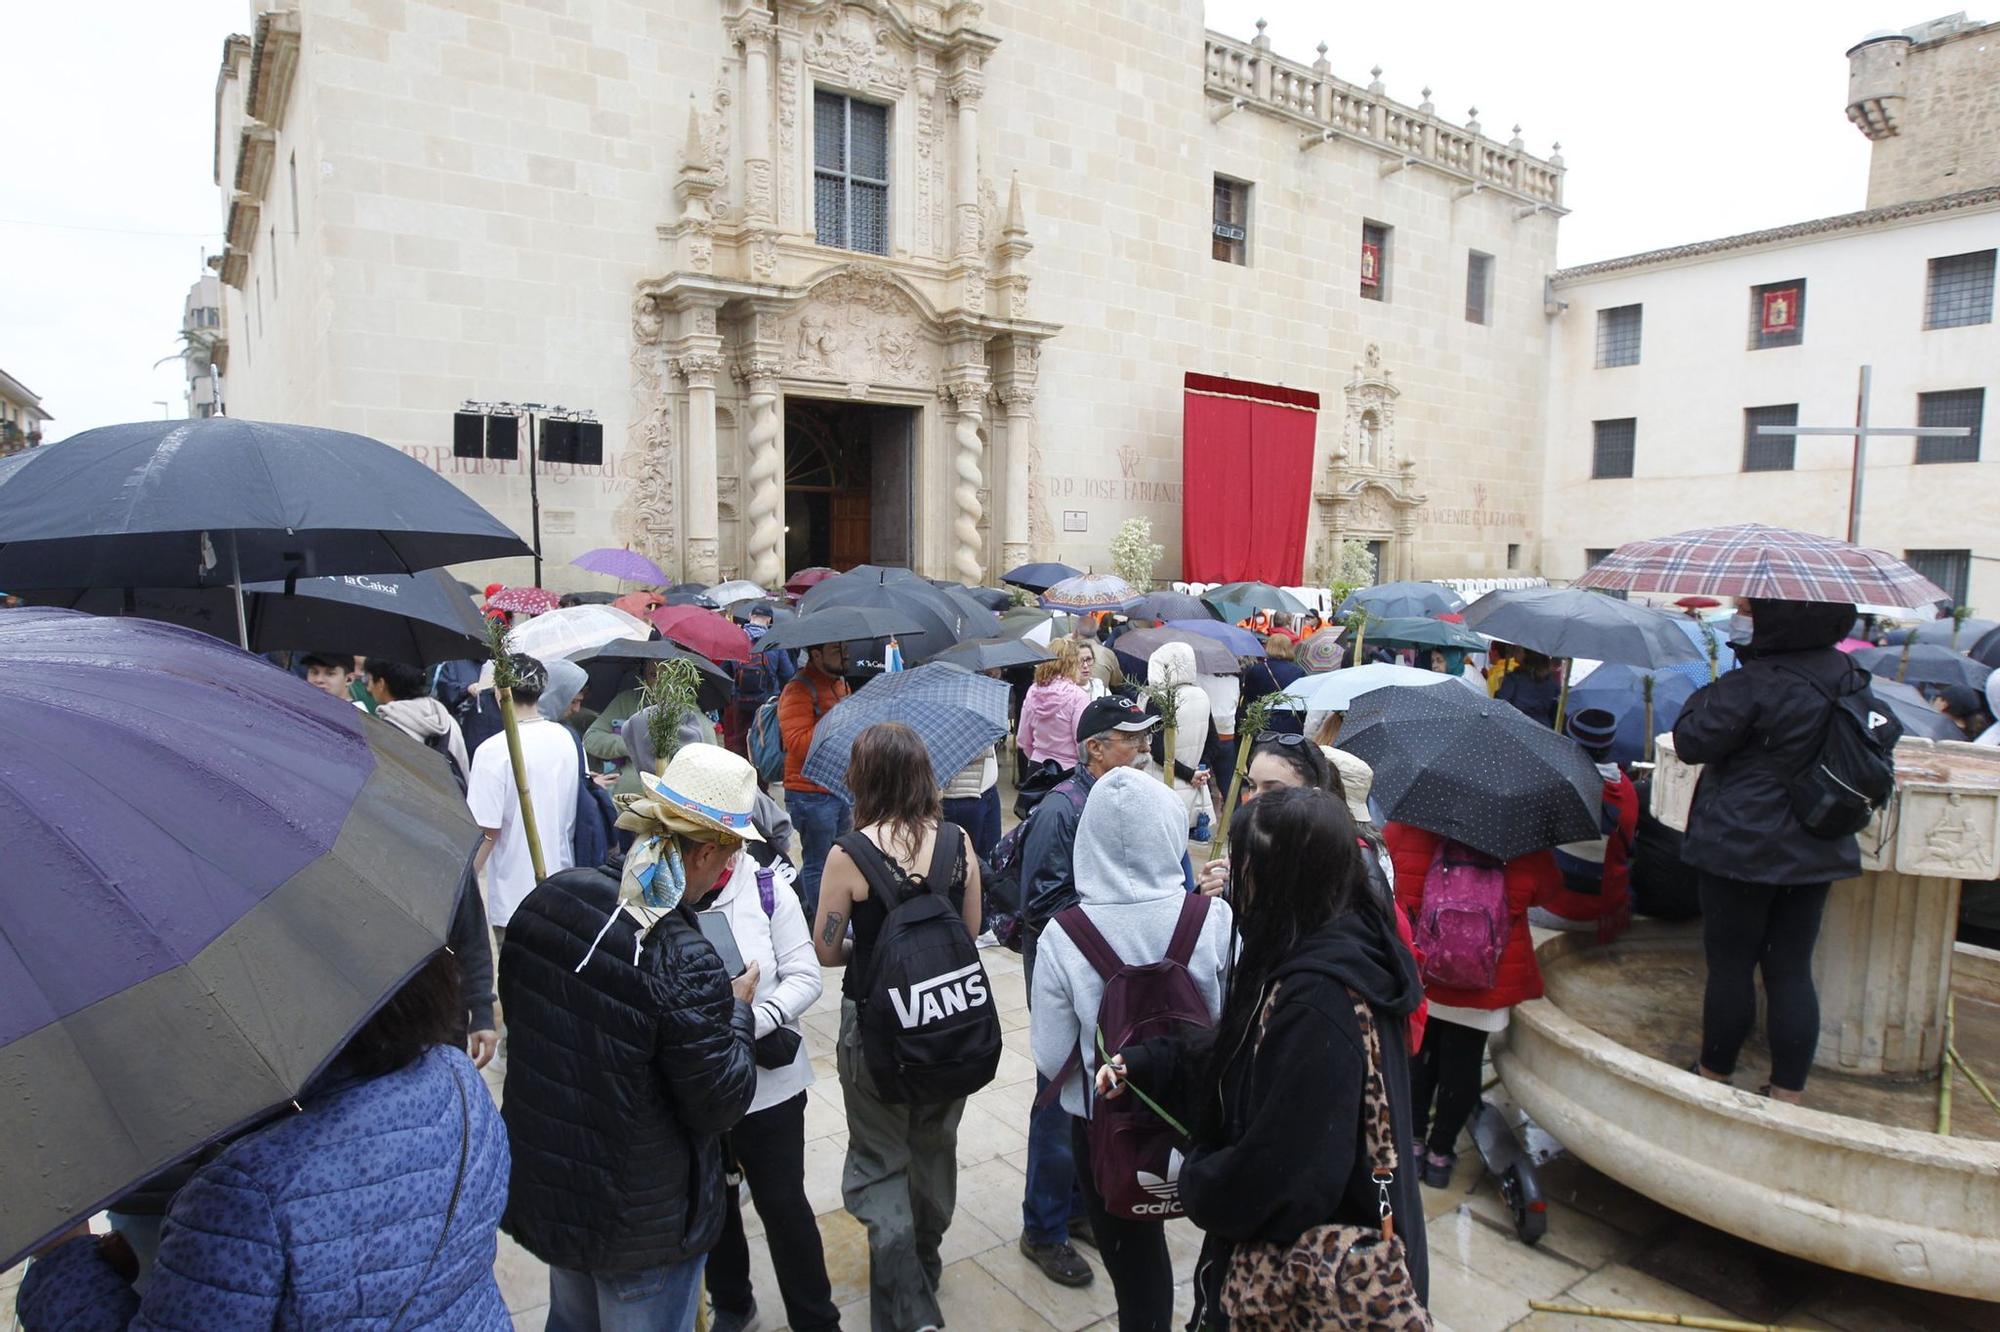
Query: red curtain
1182 373 1320 584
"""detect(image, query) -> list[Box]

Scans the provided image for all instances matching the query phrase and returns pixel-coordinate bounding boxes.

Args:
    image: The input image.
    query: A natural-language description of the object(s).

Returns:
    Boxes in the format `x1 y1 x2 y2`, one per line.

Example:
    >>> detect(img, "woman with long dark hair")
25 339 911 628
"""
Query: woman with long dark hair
1102 787 1428 1328
814 722 984 1332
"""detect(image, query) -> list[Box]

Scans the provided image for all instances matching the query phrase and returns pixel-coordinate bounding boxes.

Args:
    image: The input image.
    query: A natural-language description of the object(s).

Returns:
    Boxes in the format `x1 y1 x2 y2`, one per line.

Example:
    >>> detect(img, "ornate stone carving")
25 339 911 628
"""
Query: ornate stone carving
778 267 937 386
739 356 786 589
749 230 778 279
946 382 987 582
705 79 734 219
623 299 676 565
775 33 799 228
717 473 741 519
805 5 908 96
675 351 725 386
915 69 938 256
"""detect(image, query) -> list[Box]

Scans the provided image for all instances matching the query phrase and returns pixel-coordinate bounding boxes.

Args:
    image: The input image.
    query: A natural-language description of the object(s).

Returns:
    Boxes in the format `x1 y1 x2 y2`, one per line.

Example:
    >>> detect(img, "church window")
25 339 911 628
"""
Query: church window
1466 251 1492 324
1590 418 1635 479
1360 222 1389 300
1916 388 1984 465
1742 403 1798 472
1748 278 1804 349
1925 250 1994 329
813 91 890 255
1212 176 1249 264
1904 550 1970 606
1594 305 1641 367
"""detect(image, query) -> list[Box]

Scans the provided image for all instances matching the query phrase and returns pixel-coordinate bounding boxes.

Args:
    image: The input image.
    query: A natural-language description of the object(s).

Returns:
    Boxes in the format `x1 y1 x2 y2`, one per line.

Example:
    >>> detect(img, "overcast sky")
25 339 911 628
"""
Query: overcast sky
1 1 1909 440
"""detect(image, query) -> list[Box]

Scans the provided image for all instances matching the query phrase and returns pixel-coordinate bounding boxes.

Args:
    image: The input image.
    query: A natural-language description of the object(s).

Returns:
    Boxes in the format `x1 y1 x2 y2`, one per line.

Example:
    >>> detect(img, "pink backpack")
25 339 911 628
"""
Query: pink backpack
1412 840 1507 990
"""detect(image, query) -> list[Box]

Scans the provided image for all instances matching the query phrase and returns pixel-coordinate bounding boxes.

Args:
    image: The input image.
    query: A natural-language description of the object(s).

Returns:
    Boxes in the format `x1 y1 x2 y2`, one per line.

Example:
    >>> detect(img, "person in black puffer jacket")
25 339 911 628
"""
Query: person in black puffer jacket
499 745 762 1328
1107 786 1428 1329
1674 598 1880 1104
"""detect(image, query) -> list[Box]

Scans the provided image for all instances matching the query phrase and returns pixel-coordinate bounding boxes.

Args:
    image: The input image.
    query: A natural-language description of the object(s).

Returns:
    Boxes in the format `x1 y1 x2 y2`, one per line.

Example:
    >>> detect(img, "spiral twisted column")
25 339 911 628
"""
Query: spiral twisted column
947 382 987 584
741 358 785 590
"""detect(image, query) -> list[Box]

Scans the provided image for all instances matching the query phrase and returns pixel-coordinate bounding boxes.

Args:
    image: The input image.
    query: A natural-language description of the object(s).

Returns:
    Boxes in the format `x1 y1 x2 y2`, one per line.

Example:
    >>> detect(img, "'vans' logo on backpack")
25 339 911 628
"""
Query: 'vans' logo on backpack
886 962 991 1029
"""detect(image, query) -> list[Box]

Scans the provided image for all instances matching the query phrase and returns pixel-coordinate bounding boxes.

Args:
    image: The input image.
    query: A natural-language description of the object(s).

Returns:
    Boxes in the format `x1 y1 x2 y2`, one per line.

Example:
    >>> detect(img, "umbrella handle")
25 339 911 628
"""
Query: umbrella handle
229 531 249 651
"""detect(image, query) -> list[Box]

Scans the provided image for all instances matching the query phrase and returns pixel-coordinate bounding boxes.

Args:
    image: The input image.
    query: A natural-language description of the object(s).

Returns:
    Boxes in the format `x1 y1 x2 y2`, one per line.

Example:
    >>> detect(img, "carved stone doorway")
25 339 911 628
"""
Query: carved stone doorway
783 397 915 573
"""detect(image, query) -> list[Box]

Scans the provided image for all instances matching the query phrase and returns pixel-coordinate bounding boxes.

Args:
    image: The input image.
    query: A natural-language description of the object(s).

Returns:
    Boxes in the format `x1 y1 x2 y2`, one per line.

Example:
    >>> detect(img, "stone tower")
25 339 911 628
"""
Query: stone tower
1847 13 2000 207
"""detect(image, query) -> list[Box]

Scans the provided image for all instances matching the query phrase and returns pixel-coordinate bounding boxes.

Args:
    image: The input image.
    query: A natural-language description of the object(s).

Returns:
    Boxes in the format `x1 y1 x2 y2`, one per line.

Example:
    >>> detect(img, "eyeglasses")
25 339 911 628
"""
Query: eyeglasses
1253 731 1310 748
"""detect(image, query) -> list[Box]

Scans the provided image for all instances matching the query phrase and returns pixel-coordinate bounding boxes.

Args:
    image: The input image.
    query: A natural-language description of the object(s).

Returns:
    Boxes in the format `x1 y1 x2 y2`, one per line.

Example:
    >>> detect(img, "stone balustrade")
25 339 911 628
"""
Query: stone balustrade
1204 31 1565 207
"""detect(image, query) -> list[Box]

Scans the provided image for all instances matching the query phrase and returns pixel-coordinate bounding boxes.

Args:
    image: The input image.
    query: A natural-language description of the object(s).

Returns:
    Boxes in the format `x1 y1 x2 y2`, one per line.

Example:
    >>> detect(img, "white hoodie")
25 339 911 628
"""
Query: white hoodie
1030 767 1234 1117
375 697 470 776
1146 640 1212 825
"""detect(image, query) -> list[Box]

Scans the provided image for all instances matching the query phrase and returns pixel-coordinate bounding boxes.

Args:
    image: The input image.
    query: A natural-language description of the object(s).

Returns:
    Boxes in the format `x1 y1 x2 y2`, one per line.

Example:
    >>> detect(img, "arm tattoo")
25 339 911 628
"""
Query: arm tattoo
820 911 846 948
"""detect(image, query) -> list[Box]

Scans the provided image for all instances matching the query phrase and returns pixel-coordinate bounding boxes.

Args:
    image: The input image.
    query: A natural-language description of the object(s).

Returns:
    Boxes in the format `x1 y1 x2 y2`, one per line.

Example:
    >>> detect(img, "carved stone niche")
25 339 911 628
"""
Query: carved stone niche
774 264 940 388
801 1 913 101
1338 341 1400 471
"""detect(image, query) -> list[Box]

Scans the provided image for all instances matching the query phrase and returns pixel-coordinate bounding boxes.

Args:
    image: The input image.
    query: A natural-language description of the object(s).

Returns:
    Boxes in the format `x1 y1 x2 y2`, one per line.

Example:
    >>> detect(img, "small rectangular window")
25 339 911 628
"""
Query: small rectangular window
1743 403 1799 472
1595 305 1642 367
1360 222 1389 300
1905 549 1971 606
1505 542 1521 570
1925 249 1995 329
1466 251 1493 324
1212 176 1248 265
813 90 889 255
1916 388 1984 464
1591 418 1636 479
1585 547 1614 569
1749 278 1805 349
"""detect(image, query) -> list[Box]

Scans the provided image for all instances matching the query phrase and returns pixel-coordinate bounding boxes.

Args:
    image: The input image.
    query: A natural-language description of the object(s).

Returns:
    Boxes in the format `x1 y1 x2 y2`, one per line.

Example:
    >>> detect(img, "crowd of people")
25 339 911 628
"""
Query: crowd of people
14 582 1941 1332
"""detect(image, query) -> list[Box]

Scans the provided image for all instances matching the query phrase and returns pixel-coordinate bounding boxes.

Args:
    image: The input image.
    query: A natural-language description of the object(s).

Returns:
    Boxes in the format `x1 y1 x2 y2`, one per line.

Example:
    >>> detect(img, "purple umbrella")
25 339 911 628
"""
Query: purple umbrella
0 608 479 1268
571 546 669 585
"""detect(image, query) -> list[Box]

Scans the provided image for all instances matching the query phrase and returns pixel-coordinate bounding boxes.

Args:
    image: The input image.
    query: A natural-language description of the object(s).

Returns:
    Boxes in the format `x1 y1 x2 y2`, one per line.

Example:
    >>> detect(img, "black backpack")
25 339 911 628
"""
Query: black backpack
1775 663 1903 838
421 730 468 794
838 829 1002 1105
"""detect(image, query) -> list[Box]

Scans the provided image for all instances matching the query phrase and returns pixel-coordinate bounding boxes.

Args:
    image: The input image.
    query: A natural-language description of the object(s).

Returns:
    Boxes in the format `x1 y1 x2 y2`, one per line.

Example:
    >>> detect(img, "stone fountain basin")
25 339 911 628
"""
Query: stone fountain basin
1495 925 2000 1299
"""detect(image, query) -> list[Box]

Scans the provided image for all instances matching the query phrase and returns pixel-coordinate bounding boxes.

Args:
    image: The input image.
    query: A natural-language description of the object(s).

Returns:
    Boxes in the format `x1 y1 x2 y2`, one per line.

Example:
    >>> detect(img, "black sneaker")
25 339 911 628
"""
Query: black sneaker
1067 1213 1098 1252
710 1305 761 1332
1018 1235 1094 1287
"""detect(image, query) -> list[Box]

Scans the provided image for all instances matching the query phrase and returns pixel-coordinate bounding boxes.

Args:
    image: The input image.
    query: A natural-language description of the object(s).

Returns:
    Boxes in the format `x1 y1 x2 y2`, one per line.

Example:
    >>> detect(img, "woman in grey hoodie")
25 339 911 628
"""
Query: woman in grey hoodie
1031 766 1234 1331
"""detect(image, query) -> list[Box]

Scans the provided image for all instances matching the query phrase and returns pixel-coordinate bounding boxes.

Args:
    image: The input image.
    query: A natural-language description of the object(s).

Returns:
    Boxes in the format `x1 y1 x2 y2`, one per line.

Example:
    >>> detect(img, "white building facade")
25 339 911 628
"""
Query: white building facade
206 1 1564 588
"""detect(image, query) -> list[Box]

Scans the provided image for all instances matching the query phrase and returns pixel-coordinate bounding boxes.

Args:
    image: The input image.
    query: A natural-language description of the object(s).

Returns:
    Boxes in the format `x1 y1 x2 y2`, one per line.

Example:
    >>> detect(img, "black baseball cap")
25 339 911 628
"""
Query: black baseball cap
1075 694 1160 745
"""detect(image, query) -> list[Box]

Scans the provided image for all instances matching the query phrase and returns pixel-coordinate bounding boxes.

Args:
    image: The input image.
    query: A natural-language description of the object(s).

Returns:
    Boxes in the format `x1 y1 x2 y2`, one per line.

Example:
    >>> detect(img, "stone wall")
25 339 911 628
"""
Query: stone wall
1855 19 2000 208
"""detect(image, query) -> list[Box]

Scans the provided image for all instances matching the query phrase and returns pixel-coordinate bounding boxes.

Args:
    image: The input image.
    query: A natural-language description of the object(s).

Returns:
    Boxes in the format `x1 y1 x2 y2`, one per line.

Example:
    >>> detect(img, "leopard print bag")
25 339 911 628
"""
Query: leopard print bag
1218 986 1432 1331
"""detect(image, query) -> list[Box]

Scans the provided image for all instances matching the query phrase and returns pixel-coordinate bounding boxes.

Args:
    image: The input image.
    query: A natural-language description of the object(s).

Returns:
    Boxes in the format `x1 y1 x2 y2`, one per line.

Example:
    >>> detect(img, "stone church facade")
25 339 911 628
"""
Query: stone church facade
208 1 1564 587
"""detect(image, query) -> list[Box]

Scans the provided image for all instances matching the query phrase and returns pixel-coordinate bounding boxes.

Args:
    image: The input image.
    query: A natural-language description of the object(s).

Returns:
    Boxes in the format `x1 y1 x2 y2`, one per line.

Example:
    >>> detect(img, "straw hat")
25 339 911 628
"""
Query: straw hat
1322 746 1377 828
636 746 759 842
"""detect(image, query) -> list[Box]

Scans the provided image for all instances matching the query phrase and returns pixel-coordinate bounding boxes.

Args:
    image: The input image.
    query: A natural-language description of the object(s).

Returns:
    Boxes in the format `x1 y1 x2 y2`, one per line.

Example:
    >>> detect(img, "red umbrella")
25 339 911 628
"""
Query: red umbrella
1673 596 1722 610
486 585 560 616
785 566 838 599
650 604 753 663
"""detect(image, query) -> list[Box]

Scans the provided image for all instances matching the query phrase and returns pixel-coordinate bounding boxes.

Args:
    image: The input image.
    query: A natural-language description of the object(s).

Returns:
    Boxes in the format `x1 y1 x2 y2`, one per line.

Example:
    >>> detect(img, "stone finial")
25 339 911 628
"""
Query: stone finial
680 96 707 170
1368 64 1385 95
1252 17 1270 50
1509 124 1525 150
1550 141 1565 168
1313 41 1330 75
1419 86 1435 115
1466 106 1481 135
1002 171 1027 238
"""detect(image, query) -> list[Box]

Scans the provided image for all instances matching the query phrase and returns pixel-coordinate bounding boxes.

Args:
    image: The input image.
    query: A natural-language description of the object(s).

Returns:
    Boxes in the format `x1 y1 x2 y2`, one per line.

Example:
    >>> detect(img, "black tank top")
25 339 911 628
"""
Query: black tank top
840 824 969 1002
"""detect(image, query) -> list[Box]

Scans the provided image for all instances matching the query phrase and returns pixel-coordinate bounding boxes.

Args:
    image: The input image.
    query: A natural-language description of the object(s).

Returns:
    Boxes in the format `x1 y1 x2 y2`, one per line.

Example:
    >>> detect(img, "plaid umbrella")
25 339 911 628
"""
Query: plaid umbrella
1298 627 1347 673
1338 684 1602 860
1852 644 1993 690
1462 587 1703 668
1337 581 1464 619
487 585 560 616
802 663 1011 799
1573 523 1947 609
1040 572 1141 612
570 547 669 585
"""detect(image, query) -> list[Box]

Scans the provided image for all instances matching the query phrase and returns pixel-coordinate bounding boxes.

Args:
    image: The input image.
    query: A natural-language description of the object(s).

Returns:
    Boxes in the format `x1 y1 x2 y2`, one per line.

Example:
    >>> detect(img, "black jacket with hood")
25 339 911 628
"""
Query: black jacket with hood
1121 904 1428 1329
1673 600 1883 886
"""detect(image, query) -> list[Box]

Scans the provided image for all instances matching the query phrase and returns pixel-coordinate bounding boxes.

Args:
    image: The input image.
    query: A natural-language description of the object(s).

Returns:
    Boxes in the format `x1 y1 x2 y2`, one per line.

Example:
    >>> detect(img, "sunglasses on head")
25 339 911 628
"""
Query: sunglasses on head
1253 731 1310 747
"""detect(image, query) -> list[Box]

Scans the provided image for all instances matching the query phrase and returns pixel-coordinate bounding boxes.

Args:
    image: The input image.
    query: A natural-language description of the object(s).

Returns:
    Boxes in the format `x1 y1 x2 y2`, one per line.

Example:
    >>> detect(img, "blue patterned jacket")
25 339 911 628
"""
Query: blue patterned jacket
17 1047 510 1331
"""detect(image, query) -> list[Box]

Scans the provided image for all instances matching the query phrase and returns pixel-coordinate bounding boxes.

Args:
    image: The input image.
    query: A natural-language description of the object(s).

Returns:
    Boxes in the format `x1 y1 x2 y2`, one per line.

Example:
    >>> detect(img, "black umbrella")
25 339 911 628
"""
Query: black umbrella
0 418 529 647
1129 589 1214 622
1970 626 2000 670
1461 587 1704 668
798 568 999 663
1339 684 1602 860
756 606 930 654
1867 679 1963 741
1852 644 1992 690
934 635 1054 672
1001 561 1082 592
572 637 733 713
25 570 487 665
968 586 1015 612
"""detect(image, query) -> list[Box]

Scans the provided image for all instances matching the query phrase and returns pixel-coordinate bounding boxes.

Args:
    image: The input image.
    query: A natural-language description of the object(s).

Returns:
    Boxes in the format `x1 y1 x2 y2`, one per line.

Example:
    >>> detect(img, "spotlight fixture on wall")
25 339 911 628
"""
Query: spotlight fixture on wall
451 400 604 586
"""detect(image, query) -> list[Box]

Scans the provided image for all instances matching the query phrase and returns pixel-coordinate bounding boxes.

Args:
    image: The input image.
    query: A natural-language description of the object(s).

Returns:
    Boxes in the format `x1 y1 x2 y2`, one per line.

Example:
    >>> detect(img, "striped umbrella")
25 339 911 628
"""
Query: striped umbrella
802 663 1012 798
1298 627 1347 673
1040 572 1141 613
0 610 478 1269
1574 523 1947 609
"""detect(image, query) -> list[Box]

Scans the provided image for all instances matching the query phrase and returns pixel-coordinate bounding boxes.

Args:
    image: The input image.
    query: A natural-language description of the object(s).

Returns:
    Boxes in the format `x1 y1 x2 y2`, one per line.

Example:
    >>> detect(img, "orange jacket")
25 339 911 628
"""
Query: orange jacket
778 665 849 794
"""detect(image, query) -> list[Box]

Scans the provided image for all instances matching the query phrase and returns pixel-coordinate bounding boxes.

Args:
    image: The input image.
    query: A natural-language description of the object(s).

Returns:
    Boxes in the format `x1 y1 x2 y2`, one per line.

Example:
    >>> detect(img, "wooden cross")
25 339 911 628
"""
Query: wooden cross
1756 365 1970 544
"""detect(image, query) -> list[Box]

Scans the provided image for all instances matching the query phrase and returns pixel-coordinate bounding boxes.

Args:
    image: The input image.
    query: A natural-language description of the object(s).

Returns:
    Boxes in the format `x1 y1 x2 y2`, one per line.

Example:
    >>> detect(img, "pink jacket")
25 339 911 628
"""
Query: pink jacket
1018 678 1089 769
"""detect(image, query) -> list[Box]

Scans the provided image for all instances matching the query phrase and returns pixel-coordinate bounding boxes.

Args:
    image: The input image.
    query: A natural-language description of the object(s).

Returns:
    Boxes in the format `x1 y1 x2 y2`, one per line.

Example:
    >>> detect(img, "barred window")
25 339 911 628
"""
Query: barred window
813 91 889 255
1466 251 1493 324
1743 403 1798 472
1916 388 1984 465
1925 250 1995 329
1595 305 1641 367
1585 548 1614 567
1212 177 1248 264
1748 278 1805 350
1591 418 1636 479
1361 222 1390 301
1905 549 1970 606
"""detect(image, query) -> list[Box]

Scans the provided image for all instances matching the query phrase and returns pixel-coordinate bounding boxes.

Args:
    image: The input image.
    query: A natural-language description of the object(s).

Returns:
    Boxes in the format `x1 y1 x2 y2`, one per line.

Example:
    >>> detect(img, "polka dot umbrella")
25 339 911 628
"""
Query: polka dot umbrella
1337 684 1602 861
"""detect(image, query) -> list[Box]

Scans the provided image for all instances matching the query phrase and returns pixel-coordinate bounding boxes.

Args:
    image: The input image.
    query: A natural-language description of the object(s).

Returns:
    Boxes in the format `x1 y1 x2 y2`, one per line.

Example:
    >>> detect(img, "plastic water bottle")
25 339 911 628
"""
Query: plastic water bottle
1192 765 1214 843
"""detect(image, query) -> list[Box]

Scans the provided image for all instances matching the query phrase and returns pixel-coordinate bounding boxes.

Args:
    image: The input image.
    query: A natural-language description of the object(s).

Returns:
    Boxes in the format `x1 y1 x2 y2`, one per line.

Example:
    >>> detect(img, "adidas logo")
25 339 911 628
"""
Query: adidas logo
1132 1148 1186 1215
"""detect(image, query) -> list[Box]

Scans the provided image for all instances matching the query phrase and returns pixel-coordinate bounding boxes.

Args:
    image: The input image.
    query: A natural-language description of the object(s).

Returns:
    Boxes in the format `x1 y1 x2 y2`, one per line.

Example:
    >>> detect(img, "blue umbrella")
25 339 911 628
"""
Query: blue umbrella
1167 618 1268 657
1662 614 1736 685
1337 581 1464 619
1001 561 1083 592
0 608 477 1269
803 663 1011 798
1564 664 1698 766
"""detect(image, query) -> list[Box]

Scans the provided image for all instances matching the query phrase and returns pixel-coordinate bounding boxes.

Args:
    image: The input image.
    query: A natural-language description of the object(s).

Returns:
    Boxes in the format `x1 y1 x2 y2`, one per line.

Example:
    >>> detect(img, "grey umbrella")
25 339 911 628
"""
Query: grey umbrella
934 635 1053 672
798 567 1000 663
1852 644 1992 690
756 606 930 653
1462 587 1704 668
1129 589 1214 622
1113 625 1243 674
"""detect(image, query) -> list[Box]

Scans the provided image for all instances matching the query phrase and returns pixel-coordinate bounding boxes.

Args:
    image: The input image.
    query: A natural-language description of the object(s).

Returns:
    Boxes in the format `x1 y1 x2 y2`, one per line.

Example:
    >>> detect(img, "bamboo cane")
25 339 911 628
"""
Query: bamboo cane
1527 1302 1811 1331
1949 1047 2000 1117
1898 626 1916 683
1554 660 1571 734
485 620 548 883
1214 692 1282 857
1642 674 1657 764
1938 994 1955 1135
